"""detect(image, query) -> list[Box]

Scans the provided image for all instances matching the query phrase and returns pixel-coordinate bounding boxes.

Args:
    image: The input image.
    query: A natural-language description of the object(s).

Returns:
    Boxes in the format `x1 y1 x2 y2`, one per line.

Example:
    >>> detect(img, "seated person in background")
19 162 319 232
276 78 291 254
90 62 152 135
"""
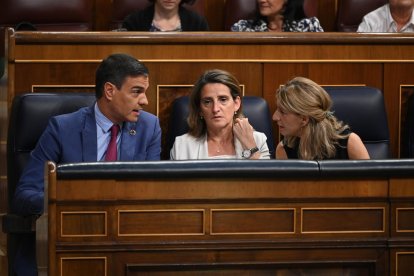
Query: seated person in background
231 0 323 32
14 53 161 217
273 76 370 160
122 0 209 31
170 69 270 160
358 0 414 32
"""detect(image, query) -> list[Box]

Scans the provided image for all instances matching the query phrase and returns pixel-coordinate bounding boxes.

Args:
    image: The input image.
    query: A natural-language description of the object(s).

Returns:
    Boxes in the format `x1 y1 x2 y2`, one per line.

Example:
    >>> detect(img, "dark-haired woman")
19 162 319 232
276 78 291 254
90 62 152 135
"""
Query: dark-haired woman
170 69 270 160
122 0 209 31
231 0 323 32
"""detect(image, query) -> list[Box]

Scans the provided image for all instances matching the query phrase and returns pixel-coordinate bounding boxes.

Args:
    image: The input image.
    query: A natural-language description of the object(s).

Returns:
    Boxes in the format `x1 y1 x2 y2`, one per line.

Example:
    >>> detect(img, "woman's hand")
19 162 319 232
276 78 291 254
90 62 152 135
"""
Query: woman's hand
233 117 257 151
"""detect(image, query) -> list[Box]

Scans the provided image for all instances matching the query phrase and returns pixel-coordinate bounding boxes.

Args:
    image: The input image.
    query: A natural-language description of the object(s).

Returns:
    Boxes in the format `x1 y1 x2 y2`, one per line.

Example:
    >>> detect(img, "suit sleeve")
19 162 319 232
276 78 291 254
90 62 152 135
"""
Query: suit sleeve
145 116 162 160
13 118 63 215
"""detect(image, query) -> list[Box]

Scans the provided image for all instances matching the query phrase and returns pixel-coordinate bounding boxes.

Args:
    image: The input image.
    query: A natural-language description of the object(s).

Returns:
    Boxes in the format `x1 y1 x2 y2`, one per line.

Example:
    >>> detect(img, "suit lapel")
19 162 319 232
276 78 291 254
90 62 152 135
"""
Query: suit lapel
82 107 98 162
120 122 137 161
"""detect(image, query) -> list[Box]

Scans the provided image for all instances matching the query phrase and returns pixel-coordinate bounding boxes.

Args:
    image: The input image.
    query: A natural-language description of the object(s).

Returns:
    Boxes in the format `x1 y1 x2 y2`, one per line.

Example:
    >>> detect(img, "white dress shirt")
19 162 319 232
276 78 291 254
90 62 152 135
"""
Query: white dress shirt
358 4 414 32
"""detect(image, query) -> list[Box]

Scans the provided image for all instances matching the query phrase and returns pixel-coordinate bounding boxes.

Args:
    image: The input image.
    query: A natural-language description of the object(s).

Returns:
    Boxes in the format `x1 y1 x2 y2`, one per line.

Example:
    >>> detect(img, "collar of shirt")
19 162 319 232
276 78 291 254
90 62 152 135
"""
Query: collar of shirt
95 103 115 133
387 4 414 32
402 10 414 31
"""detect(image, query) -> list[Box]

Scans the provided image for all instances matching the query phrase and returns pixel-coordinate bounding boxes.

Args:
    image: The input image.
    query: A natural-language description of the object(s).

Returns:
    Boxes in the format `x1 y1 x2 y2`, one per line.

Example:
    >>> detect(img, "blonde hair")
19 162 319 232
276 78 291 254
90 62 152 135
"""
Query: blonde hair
276 77 350 160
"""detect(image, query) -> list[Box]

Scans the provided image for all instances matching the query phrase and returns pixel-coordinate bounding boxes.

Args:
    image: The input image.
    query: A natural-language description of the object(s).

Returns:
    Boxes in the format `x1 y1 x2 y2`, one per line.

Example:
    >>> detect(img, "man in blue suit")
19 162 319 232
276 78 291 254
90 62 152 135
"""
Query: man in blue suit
12 53 161 275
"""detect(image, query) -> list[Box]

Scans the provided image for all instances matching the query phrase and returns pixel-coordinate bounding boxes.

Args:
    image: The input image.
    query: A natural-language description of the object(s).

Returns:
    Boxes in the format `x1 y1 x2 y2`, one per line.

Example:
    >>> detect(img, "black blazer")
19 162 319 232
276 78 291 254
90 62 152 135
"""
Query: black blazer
122 4 209 31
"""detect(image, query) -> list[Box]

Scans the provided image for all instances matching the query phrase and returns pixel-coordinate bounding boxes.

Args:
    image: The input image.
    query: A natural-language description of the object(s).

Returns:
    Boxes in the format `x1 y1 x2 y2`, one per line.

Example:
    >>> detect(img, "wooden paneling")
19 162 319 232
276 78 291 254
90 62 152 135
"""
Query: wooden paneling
60 211 107 237
203 0 225 31
394 251 414 276
118 209 204 236
301 207 385 233
396 208 414 232
384 64 414 157
54 179 388 201
60 257 107 276
119 250 385 276
45 161 414 275
211 208 295 234
5 31 414 159
318 0 338 31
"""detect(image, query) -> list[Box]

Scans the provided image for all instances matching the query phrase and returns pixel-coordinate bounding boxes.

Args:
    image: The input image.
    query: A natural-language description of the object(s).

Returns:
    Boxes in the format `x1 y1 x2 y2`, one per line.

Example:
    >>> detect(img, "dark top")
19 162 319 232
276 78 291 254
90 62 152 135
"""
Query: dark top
284 129 351 160
122 4 209 31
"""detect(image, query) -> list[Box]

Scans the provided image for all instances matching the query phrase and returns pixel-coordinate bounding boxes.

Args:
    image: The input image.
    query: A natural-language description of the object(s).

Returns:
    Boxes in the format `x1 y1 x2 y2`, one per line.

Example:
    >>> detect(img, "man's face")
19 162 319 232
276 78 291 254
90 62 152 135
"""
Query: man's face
389 0 414 9
105 75 149 124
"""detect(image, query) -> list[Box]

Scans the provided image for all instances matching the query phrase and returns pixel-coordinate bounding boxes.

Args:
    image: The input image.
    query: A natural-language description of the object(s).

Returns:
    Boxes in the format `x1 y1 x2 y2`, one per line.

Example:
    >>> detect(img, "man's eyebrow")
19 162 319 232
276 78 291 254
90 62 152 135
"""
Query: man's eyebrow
132 85 146 90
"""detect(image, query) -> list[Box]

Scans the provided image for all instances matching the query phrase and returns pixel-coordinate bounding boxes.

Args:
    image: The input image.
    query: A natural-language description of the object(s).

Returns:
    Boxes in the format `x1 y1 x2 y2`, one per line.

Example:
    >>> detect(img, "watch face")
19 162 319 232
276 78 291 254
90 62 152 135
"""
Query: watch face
242 150 251 158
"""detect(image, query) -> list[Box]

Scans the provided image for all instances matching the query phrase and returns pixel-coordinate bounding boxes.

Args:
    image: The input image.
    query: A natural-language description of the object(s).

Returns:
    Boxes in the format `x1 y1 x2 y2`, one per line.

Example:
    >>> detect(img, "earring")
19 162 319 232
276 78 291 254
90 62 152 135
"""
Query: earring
200 115 204 120
234 111 237 115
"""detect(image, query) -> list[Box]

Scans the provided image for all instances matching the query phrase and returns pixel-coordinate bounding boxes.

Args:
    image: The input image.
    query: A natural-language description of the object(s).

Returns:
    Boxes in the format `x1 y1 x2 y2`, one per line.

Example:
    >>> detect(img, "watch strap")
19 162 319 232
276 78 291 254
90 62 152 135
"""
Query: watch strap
250 146 259 155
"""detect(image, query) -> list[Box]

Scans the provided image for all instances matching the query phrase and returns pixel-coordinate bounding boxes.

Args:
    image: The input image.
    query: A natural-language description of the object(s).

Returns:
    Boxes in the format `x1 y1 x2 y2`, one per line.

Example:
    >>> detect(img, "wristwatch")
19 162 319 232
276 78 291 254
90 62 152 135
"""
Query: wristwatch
241 146 259 159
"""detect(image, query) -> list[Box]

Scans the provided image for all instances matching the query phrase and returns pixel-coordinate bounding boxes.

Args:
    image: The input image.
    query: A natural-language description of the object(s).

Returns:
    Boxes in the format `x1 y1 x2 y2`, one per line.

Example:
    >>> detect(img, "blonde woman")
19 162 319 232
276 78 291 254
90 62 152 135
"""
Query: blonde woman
273 77 370 160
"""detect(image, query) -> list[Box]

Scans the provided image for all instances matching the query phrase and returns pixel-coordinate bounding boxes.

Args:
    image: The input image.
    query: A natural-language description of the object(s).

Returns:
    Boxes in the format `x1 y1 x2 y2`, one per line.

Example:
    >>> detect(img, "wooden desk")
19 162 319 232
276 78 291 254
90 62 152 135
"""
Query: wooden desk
44 160 414 275
4 30 414 160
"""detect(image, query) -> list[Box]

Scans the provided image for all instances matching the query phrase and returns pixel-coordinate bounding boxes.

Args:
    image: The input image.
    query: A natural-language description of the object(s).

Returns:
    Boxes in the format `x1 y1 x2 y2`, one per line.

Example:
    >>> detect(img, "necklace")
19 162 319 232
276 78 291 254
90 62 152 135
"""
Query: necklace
209 137 234 154
152 15 181 32
211 140 222 153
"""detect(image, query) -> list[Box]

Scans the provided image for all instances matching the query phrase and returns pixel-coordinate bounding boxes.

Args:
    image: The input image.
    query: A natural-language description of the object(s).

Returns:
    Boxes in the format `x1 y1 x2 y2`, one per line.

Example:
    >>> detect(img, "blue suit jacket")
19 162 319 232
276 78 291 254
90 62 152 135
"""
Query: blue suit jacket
12 105 161 275
13 105 161 215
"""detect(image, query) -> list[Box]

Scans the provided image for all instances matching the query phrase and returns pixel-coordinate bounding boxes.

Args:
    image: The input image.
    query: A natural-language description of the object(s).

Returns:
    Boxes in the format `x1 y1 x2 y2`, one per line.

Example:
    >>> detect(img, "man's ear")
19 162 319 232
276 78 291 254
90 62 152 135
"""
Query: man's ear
104 82 115 100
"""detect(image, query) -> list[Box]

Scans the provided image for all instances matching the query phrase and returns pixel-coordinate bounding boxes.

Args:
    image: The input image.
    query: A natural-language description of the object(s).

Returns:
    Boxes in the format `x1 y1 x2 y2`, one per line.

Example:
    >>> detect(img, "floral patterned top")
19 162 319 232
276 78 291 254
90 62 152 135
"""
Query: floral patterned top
149 21 182 32
231 17 324 32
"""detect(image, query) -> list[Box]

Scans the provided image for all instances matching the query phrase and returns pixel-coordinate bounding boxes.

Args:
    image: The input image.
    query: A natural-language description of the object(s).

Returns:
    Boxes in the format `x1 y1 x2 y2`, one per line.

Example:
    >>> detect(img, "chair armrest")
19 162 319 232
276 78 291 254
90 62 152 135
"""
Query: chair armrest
1 213 37 233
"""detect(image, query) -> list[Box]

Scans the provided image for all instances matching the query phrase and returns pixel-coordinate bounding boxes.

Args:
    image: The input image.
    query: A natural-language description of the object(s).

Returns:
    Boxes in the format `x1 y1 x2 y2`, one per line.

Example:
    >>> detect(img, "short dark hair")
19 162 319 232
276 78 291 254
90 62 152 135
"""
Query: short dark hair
147 0 196 6
95 53 149 99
